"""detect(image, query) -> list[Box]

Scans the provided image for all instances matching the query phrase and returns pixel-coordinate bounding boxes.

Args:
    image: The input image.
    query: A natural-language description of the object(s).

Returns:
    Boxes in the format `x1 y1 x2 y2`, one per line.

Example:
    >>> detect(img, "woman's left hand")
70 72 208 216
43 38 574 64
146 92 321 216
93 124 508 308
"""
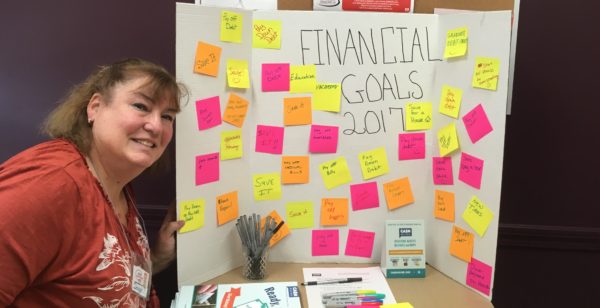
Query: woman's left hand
151 201 185 274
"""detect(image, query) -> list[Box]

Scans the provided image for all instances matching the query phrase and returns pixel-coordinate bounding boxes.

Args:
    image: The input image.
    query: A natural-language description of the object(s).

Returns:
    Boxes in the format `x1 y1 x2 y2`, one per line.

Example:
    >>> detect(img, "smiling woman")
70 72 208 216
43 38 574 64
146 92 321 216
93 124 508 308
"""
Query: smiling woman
0 58 187 307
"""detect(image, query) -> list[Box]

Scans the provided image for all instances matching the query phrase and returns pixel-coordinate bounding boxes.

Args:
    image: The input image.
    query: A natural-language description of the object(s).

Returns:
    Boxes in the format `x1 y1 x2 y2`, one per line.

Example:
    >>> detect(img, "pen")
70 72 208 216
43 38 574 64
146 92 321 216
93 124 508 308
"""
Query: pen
301 277 362 286
322 290 376 298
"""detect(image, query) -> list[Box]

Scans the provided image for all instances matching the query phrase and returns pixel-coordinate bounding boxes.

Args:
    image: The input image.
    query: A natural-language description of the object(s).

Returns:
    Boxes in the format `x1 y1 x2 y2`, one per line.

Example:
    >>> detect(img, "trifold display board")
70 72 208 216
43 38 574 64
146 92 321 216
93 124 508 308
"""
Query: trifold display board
176 3 511 300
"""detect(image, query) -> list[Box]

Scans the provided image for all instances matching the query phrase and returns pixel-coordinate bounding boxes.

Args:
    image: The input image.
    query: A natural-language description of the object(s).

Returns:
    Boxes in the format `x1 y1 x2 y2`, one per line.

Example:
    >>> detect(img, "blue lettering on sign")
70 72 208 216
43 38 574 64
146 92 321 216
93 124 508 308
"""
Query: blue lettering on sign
399 228 412 238
287 286 299 298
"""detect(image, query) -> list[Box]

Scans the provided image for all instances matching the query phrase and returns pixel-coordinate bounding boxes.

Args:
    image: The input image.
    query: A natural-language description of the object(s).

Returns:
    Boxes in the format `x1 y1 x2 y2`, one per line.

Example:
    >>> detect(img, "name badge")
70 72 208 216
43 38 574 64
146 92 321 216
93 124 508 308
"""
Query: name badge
132 265 150 299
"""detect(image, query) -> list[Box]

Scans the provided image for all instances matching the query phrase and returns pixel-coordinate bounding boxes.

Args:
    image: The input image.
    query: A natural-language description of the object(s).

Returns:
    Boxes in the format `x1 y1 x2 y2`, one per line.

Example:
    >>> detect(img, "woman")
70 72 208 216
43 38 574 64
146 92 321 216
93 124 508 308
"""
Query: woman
0 58 186 307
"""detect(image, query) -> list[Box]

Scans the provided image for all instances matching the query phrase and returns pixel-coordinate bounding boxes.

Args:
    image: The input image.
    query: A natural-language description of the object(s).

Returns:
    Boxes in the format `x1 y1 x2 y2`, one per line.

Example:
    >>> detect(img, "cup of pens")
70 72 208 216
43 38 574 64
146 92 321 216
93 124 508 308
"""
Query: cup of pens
236 214 279 280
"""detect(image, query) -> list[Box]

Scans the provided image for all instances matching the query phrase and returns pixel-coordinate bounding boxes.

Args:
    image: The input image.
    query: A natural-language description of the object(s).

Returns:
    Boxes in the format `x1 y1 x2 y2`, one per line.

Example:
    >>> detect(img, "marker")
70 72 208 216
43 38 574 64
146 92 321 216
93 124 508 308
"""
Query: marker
301 277 362 286
322 294 386 303
322 290 376 298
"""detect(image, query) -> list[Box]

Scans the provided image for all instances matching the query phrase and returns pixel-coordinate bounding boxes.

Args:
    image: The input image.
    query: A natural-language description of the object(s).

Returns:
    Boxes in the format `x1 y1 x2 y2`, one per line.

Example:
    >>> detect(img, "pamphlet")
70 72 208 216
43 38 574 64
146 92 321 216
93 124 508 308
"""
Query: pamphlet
381 220 426 278
216 281 301 308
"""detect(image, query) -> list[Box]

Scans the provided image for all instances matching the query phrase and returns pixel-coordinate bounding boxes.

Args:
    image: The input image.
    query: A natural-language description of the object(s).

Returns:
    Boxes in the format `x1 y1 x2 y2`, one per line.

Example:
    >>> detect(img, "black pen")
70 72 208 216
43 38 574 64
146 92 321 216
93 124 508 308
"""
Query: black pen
301 277 362 286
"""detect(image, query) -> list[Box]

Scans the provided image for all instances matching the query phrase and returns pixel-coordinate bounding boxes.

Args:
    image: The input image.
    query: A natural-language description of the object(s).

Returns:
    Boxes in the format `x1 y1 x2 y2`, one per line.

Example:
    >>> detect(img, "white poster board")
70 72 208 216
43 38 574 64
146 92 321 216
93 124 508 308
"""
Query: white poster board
176 4 510 300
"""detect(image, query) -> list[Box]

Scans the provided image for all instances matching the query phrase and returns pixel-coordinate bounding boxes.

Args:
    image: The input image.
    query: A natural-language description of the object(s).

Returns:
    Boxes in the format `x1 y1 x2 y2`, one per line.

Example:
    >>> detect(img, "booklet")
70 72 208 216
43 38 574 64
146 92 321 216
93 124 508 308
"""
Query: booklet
216 281 301 308
381 220 426 278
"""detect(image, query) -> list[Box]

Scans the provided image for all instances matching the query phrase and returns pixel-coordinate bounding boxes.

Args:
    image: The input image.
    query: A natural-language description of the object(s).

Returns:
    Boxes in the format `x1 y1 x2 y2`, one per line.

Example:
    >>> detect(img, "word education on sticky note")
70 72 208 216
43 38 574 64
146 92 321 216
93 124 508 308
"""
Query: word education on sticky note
458 152 484 189
226 59 250 88
286 201 314 229
345 229 375 258
220 10 243 43
439 85 463 119
462 104 493 144
313 83 342 112
262 63 289 92
312 229 339 256
220 130 243 160
405 102 432 131
216 191 238 225
222 93 249 128
449 225 474 262
252 20 281 49
255 125 284 154
320 198 348 226
383 177 414 210
253 173 281 201
437 122 460 157
472 57 500 91
196 96 222 130
466 258 493 296
179 198 205 233
350 181 380 211
358 147 389 180
432 157 453 185
434 190 455 222
195 152 219 186
283 97 311 126
398 133 425 160
319 157 352 190
281 156 309 184
194 41 222 77
309 125 338 153
289 65 316 93
462 196 494 237
444 27 468 58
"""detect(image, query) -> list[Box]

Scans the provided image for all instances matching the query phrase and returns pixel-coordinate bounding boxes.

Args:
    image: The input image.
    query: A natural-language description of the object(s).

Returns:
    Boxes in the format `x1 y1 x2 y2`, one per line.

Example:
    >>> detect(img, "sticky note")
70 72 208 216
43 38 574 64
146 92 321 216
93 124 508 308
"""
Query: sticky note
195 96 222 130
179 198 205 233
226 59 250 88
319 157 352 190
405 102 432 131
312 229 339 256
320 198 349 226
285 201 314 229
290 65 316 93
462 196 494 237
350 182 379 211
281 156 309 184
398 133 425 160
220 130 243 160
253 173 281 201
437 122 460 157
195 153 219 186
439 85 463 118
466 258 493 296
313 83 342 112
220 10 242 43
216 191 238 225
434 190 455 222
261 210 289 247
194 41 222 77
463 104 493 144
458 152 484 189
358 147 389 180
255 125 284 154
345 229 375 258
262 63 289 92
309 125 338 153
380 304 415 308
283 97 311 126
449 225 474 262
383 177 414 210
472 57 500 90
444 27 468 58
222 93 249 128
253 20 281 49
432 157 454 185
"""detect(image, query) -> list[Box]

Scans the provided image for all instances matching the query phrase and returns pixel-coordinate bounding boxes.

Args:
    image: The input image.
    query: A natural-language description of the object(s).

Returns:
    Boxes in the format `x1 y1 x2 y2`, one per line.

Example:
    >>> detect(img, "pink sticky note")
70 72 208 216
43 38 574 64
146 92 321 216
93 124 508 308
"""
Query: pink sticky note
309 125 339 153
350 182 379 211
433 157 454 185
195 96 222 130
345 229 375 258
262 63 290 92
459 152 484 189
195 153 219 185
466 258 493 296
399 132 426 160
255 125 284 154
462 104 493 143
311 229 339 256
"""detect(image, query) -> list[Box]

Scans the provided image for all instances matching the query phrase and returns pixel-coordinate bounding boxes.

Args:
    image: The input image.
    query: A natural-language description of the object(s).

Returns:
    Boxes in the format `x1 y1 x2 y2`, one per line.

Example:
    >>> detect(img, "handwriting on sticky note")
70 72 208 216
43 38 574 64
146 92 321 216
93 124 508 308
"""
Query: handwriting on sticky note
195 153 219 186
220 10 243 43
255 125 284 154
261 210 289 247
434 190 455 222
320 198 348 226
383 177 414 210
286 202 314 229
309 125 338 153
472 57 500 90
462 104 493 144
313 83 342 112
432 157 453 185
312 229 339 256
399 133 425 160
179 199 205 233
319 157 352 190
226 59 250 88
405 102 432 131
281 156 309 184
289 65 316 93
262 63 290 92
358 147 389 180
253 20 281 49
253 173 281 201
437 122 460 157
350 182 379 211
444 27 468 58
449 225 474 262
345 229 375 258
222 93 249 128
439 85 463 118
220 130 243 160
466 258 493 296
283 97 311 126
195 96 222 130
458 152 484 189
462 196 494 237
194 41 222 77
216 191 238 225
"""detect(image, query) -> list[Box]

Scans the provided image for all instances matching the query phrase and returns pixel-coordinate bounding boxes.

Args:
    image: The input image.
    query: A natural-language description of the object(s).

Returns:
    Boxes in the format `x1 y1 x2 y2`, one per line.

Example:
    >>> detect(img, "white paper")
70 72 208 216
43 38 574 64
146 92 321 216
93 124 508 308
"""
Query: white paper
201 0 277 10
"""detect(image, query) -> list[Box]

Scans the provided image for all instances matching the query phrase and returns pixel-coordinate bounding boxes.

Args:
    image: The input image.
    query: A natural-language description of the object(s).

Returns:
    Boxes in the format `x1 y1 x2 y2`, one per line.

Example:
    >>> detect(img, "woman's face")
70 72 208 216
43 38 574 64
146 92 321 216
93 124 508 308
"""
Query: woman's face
87 76 177 172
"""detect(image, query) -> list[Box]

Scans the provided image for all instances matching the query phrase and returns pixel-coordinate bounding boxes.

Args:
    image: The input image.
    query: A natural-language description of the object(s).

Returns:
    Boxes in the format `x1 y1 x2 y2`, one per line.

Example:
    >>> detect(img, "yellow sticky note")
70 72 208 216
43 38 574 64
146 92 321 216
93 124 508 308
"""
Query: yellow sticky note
439 85 463 118
220 130 243 160
285 202 314 229
434 190 455 222
252 20 281 49
405 102 432 131
283 97 312 126
437 122 460 157
194 41 222 77
290 65 316 93
220 10 243 43
313 83 341 112
253 173 281 201
178 199 205 233
216 191 238 225
358 147 389 180
472 57 500 90
449 225 474 262
261 210 290 247
381 303 414 308
319 157 352 190
226 59 250 89
320 198 349 226
444 27 468 58
383 177 414 210
281 156 309 184
462 196 494 237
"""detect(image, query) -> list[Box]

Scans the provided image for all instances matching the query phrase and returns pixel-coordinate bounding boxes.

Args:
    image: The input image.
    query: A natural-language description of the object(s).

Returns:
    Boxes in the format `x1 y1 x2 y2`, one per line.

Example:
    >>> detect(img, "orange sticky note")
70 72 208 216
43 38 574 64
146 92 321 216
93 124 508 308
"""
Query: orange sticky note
222 93 249 128
261 210 290 247
434 190 455 222
383 177 414 210
194 41 222 77
216 191 238 225
283 97 312 126
320 198 348 226
449 225 474 262
281 156 309 184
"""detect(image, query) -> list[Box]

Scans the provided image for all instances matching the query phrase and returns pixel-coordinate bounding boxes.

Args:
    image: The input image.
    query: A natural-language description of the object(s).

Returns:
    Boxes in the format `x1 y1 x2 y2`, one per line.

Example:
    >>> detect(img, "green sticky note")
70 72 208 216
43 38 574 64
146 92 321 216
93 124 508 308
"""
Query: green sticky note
220 10 243 43
178 198 205 233
444 27 468 58
252 20 281 49
437 122 460 157
220 130 243 160
405 102 432 131
226 59 250 89
319 157 352 190
285 201 314 229
358 147 389 180
439 85 463 119
253 173 281 201
313 83 341 112
462 196 494 237
290 65 316 93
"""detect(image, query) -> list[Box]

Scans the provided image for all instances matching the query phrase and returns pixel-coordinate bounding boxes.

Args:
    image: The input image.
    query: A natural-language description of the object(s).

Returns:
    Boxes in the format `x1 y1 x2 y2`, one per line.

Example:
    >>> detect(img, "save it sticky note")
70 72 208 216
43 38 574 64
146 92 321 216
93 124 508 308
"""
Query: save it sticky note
432 157 453 185
462 196 494 237
399 133 425 160
444 27 468 58
434 190 455 222
463 104 493 144
449 225 474 262
261 210 289 247
437 122 460 157
312 229 339 256
290 65 316 93
309 125 338 153
194 41 222 77
253 173 281 201
253 20 281 49
319 157 352 190
222 93 249 128
320 198 349 226
286 201 314 229
350 181 379 211
458 152 484 189
439 85 463 118
179 198 205 233
220 130 243 160
345 229 375 258
262 63 289 92
220 10 242 43
405 102 432 131
281 156 309 184
383 177 414 210
255 125 284 154
226 59 250 88
283 97 312 126
358 147 389 180
196 96 222 130
466 258 493 296
313 83 342 112
195 153 219 186
472 57 500 90
216 191 238 225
